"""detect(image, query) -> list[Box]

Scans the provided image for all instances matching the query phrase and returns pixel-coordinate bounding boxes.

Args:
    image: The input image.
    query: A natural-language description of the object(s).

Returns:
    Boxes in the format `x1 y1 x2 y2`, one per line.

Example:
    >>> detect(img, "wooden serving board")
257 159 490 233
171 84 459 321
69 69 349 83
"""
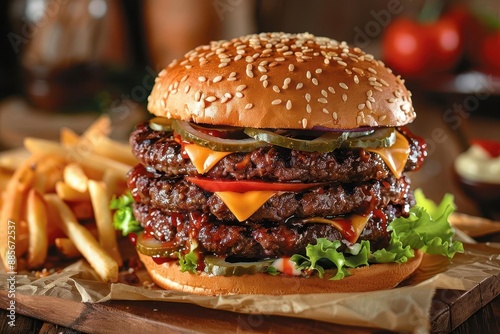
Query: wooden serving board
1 272 499 334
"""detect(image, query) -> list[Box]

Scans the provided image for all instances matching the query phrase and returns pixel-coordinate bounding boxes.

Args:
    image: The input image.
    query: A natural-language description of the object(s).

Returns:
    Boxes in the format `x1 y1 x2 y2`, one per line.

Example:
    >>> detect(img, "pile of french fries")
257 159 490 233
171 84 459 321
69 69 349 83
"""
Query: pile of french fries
0 116 136 282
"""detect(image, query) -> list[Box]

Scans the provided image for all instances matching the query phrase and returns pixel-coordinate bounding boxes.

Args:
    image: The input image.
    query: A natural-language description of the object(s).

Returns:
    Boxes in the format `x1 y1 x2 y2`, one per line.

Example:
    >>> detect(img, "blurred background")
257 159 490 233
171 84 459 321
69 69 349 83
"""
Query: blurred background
0 0 499 218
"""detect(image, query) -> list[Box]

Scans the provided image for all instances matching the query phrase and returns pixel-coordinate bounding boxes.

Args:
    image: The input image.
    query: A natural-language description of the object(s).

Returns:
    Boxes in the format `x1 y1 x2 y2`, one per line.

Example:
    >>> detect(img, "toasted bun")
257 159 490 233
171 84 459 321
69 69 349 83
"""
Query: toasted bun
139 251 423 295
148 32 415 130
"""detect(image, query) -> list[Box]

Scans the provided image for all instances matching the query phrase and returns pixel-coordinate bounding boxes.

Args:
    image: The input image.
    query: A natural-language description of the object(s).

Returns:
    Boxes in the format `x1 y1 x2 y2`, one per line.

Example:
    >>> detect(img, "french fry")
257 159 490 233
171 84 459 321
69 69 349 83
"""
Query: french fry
63 163 89 193
88 180 123 266
27 189 48 268
55 181 90 201
55 238 81 258
44 194 118 282
0 155 39 270
24 138 131 181
102 170 124 201
92 136 137 166
81 115 111 141
60 127 80 147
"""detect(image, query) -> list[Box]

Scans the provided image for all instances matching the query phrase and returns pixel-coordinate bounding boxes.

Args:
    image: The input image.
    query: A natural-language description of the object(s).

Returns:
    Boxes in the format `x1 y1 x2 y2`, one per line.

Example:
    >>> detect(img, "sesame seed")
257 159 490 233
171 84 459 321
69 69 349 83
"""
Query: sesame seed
273 86 280 93
339 82 348 90
195 91 201 102
357 115 362 125
379 78 389 87
236 85 247 92
213 75 223 83
321 90 328 97
332 111 338 120
366 100 373 110
368 96 375 102
229 72 236 77
322 108 329 114
173 81 179 89
337 60 347 66
306 71 312 79
245 103 253 110
306 104 312 113
352 67 364 75
318 98 328 104
220 97 228 103
296 83 303 90
246 69 254 78
305 93 311 102
286 100 292 110
246 56 254 62
373 86 383 92
181 75 189 82
218 63 228 68
367 90 373 97
342 94 347 102
367 67 377 74
284 78 291 86
258 66 267 73
260 75 268 81
288 64 295 71
206 96 217 102
302 118 308 128
263 80 269 88
259 60 269 66
328 86 335 94
224 92 232 99
312 78 319 85
388 97 396 103
220 58 231 63
237 49 246 55
283 51 293 56
315 68 322 74
368 77 377 81
354 75 359 84
379 115 387 121
184 85 191 93
227 77 236 81
357 103 365 110
272 99 282 105
234 92 242 98
234 54 242 61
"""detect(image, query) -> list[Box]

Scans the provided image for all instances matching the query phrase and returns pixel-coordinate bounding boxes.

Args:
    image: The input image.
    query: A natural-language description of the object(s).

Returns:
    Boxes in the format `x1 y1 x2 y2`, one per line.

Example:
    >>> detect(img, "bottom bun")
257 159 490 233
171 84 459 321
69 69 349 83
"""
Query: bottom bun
138 251 423 295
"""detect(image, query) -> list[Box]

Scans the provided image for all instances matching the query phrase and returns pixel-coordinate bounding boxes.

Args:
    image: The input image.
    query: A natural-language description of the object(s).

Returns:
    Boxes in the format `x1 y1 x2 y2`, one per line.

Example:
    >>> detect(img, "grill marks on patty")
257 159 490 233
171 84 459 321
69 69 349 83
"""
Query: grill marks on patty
130 122 425 183
128 163 414 223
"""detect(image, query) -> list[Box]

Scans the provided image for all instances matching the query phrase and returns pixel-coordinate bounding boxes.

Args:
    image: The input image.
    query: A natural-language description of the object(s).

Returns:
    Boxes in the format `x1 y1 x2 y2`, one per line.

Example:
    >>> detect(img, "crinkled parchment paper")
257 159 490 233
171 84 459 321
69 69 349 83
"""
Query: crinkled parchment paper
1 239 499 334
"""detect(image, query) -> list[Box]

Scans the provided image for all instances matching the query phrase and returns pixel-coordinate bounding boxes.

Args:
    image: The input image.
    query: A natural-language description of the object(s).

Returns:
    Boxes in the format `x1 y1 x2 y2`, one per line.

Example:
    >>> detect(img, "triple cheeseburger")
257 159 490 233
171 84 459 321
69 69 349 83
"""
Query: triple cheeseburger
122 32 460 295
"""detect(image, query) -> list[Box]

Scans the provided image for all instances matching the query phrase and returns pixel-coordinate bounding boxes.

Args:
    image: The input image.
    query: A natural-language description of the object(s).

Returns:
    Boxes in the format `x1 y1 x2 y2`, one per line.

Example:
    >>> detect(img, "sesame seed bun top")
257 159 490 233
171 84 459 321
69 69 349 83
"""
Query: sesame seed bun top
147 32 415 130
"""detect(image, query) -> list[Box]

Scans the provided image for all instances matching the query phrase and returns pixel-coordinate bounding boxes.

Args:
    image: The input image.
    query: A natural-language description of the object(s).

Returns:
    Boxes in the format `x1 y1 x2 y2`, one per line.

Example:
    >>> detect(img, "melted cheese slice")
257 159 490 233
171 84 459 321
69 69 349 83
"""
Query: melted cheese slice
183 144 231 174
303 214 370 243
215 191 277 221
366 131 410 178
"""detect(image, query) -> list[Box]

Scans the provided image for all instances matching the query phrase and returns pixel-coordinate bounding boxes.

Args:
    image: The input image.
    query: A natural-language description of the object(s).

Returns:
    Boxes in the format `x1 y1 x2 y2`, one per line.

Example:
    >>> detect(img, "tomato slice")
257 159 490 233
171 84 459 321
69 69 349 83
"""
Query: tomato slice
472 139 500 158
185 176 327 193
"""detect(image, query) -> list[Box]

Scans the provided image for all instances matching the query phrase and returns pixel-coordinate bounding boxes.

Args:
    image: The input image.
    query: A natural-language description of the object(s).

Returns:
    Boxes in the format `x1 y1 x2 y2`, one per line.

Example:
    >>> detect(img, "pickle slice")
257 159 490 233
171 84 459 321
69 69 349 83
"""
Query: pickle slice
204 256 274 276
342 127 396 149
173 120 266 152
136 233 177 258
244 128 348 152
149 117 174 132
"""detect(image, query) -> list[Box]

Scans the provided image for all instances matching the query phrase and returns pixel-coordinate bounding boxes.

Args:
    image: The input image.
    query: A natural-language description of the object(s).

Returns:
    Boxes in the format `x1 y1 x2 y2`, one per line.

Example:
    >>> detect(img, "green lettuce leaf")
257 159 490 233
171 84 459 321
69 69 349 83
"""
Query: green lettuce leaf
288 190 464 279
178 241 199 273
110 192 143 236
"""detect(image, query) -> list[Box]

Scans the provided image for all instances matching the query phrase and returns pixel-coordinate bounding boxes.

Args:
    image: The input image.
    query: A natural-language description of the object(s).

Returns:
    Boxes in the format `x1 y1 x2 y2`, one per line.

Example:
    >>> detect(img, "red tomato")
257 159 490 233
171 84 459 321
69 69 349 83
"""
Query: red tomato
429 17 463 72
185 176 327 193
382 18 431 76
472 139 500 158
480 32 500 73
